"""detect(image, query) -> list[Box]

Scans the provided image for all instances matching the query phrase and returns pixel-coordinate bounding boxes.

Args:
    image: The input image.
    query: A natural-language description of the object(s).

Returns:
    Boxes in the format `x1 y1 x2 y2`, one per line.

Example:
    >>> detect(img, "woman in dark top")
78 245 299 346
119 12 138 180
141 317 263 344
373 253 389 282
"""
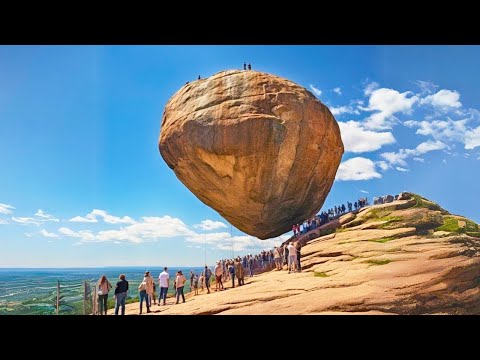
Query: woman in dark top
114 274 129 315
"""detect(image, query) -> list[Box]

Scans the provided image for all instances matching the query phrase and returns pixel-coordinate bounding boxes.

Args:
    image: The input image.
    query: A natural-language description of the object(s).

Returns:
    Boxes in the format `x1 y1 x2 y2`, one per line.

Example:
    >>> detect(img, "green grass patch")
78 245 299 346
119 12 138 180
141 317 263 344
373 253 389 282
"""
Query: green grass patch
364 259 391 266
466 232 480 238
412 194 445 212
314 272 329 277
436 217 479 235
436 217 460 232
370 237 396 243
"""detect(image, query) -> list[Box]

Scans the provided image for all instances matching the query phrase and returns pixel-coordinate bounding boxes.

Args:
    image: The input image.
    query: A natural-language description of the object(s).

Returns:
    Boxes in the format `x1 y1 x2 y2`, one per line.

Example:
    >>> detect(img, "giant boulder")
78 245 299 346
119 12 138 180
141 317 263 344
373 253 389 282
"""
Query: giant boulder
159 70 344 239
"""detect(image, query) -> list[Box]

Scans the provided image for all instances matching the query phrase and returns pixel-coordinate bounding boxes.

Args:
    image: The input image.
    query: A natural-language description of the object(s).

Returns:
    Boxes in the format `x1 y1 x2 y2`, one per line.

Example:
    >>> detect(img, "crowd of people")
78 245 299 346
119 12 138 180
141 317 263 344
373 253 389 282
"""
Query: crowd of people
292 197 369 236
94 240 303 315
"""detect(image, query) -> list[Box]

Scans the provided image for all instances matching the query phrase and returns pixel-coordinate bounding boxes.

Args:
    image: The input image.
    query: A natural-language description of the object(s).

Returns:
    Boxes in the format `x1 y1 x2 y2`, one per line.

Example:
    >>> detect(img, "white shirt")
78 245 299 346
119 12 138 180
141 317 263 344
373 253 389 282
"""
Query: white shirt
159 271 169 288
287 244 297 256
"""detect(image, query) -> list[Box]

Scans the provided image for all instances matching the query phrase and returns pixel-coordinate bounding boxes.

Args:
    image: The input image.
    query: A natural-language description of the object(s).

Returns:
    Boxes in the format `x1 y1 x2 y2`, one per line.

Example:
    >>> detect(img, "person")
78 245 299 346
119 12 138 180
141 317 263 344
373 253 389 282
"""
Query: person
152 282 157 305
283 243 289 269
273 247 282 271
287 242 297 273
235 259 245 286
198 75 201 80
204 265 212 294
295 241 302 272
214 261 224 291
248 63 251 70
138 280 151 314
193 274 199 295
97 275 112 315
228 263 235 288
143 271 154 307
248 255 254 277
114 274 129 315
158 267 169 306
190 270 195 293
175 270 187 304
243 62 246 70
199 272 204 292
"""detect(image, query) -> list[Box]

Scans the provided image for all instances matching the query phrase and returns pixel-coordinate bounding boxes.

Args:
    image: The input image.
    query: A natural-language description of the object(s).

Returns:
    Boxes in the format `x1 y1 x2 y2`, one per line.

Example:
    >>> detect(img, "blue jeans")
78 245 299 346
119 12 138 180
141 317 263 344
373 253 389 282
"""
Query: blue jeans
159 287 168 304
176 286 185 303
114 292 127 315
139 290 150 313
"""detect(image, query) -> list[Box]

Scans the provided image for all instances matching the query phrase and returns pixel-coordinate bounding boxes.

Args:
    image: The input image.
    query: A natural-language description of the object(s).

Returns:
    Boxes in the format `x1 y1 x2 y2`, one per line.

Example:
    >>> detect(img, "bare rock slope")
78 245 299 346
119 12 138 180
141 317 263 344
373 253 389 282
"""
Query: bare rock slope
159 70 343 239
127 193 480 315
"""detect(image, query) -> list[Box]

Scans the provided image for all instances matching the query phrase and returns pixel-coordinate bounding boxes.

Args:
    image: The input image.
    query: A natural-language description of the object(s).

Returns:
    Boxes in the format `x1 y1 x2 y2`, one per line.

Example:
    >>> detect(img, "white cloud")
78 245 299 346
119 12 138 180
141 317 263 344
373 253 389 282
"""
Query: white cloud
335 157 381 181
186 232 290 253
360 190 369 194
396 167 409 172
25 233 32 237
0 203 15 215
381 140 447 168
363 88 419 130
333 87 342 95
40 229 59 238
364 81 379 96
443 159 447 164
416 80 439 95
11 217 42 226
330 105 360 116
69 209 135 224
0 218 8 224
338 121 396 153
405 119 469 143
413 157 425 162
376 161 390 171
421 89 462 110
194 220 228 231
35 209 59 222
465 126 480 150
309 84 322 97
59 216 195 244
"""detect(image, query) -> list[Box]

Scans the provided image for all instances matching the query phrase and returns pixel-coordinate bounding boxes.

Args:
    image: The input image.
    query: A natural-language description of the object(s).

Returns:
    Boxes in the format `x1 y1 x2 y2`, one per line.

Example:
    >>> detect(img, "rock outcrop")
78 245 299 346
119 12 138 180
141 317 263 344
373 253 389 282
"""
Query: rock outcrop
159 70 343 239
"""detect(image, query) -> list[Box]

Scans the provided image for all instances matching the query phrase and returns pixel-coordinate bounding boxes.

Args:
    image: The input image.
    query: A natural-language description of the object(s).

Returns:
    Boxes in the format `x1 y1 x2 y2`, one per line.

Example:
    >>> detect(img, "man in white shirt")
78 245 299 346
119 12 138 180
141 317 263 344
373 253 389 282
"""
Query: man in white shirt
287 242 297 273
158 267 169 306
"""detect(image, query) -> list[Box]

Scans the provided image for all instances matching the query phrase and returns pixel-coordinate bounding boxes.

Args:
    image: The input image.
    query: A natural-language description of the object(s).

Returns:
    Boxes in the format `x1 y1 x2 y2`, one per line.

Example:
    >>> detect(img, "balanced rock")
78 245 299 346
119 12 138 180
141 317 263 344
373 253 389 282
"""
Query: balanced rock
159 70 344 239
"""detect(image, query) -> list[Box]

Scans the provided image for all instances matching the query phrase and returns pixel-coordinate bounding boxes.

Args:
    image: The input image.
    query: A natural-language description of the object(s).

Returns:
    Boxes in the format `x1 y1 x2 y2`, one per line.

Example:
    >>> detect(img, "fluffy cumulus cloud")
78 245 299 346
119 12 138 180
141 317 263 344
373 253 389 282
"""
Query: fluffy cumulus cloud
338 121 396 153
69 209 135 224
335 157 381 181
185 232 290 253
35 209 59 222
381 140 447 169
333 87 342 95
421 89 462 110
309 84 322 97
40 229 59 238
404 119 469 143
194 220 228 231
465 126 480 150
416 80 439 95
362 88 419 130
330 105 360 116
0 203 15 215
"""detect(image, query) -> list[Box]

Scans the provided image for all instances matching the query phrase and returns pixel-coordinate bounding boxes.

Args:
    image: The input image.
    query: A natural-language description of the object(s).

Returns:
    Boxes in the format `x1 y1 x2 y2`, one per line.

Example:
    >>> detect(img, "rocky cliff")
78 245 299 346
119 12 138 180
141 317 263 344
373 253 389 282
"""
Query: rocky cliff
159 70 343 239
118 192 480 315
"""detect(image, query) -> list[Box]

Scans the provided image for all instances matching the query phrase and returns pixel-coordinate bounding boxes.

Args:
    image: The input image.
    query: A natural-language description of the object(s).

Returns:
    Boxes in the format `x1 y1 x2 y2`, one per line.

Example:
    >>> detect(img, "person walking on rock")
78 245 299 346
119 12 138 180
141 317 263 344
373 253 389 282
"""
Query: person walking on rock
158 267 169 306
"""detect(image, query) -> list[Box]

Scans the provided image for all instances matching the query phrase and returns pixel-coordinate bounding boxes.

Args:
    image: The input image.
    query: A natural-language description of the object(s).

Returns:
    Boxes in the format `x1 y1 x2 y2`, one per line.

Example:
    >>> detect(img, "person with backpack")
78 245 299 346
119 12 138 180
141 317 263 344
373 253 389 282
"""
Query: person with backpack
138 279 151 315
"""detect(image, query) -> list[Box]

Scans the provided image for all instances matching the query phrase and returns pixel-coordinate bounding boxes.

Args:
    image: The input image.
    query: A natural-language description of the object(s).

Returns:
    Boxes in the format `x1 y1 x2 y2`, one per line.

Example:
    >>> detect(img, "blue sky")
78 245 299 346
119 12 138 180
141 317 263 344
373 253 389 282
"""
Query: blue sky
1 45 479 267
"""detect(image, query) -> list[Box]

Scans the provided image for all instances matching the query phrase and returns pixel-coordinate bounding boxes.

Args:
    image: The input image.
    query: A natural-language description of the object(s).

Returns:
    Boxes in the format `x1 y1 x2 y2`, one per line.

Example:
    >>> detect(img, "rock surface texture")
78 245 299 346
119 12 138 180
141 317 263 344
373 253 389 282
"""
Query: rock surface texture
159 70 344 239
110 193 480 315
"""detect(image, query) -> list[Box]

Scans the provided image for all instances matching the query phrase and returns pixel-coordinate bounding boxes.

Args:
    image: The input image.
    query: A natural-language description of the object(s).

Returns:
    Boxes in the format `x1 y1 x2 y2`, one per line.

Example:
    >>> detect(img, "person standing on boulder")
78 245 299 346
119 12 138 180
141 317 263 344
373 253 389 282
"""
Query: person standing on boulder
158 267 169 306
214 261 224 291
114 274 129 315
274 247 282 270
287 242 297 274
204 265 212 294
295 241 302 272
248 63 251 70
243 62 246 70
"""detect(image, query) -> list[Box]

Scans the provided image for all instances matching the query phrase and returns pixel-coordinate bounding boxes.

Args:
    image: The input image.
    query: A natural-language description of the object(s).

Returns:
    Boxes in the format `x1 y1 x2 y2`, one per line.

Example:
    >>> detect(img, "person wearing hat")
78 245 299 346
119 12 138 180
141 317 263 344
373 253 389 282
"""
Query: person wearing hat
175 270 187 304
142 271 154 307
